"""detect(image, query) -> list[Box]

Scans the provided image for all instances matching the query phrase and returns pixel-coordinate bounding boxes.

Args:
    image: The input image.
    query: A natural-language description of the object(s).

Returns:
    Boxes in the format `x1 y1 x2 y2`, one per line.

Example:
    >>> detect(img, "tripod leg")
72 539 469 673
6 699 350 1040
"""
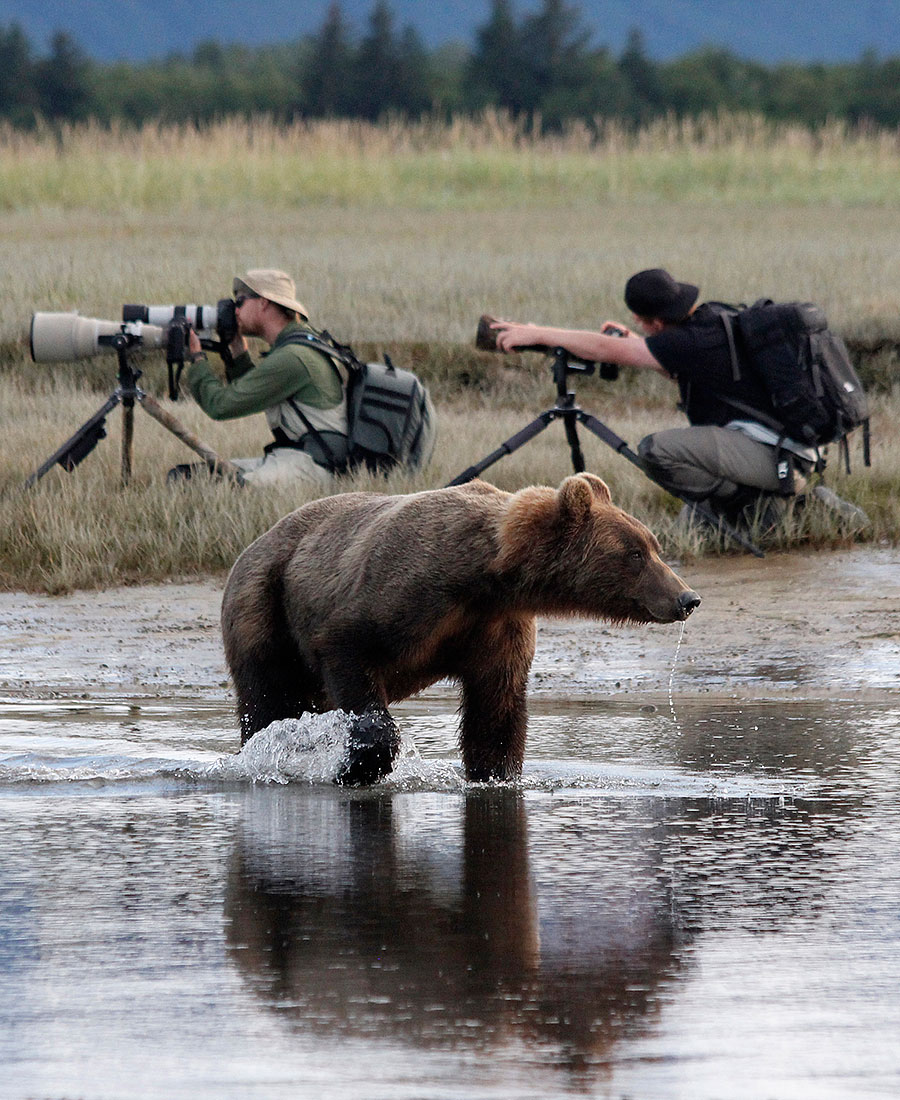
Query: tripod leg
138 393 245 484
446 412 554 487
121 401 134 486
24 394 121 488
576 410 765 559
560 410 586 473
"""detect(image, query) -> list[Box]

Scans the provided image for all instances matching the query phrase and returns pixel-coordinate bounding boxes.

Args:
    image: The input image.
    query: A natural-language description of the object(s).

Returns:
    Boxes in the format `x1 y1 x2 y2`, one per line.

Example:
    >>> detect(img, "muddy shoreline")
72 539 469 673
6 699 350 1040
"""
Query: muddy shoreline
1 547 898 711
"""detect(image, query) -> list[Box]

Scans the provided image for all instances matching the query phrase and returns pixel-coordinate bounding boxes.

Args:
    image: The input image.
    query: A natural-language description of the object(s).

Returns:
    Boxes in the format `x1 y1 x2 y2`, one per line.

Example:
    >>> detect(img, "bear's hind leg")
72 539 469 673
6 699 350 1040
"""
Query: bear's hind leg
223 563 323 745
231 646 319 745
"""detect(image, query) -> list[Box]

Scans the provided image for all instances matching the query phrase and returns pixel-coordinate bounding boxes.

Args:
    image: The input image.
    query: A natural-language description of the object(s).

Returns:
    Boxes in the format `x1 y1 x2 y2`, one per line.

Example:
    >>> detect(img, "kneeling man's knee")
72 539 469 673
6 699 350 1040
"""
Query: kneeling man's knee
637 433 657 461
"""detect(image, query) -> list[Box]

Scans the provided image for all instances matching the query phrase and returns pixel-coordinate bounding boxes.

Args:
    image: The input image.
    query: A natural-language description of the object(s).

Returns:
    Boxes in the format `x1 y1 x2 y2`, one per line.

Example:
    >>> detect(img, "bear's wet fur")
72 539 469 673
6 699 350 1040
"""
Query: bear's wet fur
221 474 700 784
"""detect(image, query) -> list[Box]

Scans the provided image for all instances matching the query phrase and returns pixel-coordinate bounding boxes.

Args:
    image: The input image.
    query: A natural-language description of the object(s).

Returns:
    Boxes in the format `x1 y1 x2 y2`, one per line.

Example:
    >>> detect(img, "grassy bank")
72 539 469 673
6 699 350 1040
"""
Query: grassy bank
0 355 893 593
1 116 898 591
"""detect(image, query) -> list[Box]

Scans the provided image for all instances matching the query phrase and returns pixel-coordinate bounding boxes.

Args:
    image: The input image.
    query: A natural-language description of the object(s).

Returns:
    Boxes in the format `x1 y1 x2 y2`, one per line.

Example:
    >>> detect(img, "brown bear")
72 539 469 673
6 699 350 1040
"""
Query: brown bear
221 473 700 785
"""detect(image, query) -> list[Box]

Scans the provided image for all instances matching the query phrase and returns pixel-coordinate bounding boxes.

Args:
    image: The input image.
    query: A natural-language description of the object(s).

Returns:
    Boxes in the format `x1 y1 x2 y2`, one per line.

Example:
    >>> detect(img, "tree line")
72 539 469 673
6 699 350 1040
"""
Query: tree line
3 0 900 130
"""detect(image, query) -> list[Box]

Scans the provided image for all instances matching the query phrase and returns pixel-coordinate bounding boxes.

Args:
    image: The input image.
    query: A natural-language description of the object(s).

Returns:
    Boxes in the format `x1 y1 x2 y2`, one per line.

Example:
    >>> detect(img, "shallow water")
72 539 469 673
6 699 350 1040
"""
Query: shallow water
2 696 900 1099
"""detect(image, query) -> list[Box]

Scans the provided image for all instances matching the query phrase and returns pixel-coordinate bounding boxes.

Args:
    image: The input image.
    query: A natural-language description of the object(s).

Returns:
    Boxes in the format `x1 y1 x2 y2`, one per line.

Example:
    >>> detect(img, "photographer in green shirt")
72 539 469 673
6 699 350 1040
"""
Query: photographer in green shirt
179 269 347 488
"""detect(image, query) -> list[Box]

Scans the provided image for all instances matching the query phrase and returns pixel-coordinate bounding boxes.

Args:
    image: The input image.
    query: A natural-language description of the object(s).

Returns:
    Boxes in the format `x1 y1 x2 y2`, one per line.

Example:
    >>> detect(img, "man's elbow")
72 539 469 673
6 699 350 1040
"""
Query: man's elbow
207 407 244 421
194 399 238 421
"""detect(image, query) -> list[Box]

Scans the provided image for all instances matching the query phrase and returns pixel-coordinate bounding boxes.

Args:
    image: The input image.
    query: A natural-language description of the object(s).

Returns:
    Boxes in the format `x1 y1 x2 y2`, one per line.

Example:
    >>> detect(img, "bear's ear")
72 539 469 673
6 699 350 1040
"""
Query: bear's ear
557 473 612 523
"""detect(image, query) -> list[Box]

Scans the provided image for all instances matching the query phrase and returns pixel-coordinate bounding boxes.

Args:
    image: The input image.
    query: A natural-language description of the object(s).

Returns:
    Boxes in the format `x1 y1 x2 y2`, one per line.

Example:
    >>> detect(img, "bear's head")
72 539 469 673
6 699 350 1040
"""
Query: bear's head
498 473 700 624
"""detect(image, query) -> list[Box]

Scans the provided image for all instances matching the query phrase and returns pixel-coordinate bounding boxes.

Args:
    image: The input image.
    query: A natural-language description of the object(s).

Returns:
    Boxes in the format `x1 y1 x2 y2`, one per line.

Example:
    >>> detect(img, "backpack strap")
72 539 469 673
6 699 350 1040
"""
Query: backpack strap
719 309 742 382
268 399 345 473
719 393 783 433
718 394 810 496
280 328 364 374
269 330 356 472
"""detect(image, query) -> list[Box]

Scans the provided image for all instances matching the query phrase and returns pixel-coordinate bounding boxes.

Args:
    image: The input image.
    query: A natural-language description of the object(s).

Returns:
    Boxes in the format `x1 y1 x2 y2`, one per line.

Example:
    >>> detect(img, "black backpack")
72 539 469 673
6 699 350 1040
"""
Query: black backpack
282 330 436 474
713 299 870 455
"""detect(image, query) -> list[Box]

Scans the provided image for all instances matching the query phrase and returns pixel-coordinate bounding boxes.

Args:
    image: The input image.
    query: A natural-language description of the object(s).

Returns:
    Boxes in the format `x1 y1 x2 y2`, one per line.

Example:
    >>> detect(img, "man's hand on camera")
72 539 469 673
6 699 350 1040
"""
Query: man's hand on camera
187 327 203 357
186 325 208 364
491 320 550 353
229 332 248 359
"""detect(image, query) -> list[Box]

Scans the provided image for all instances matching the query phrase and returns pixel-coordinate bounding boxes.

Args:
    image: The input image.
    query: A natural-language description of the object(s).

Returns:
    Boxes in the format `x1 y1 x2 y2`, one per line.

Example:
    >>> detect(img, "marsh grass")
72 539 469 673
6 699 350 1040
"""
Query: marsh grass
5 200 900 356
4 114 900 213
1 115 899 590
1 359 892 592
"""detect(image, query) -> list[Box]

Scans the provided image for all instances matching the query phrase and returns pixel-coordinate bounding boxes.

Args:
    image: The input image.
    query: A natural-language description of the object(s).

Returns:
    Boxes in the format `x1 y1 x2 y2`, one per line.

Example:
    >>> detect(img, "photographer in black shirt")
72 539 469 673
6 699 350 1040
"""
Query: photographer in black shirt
491 268 818 525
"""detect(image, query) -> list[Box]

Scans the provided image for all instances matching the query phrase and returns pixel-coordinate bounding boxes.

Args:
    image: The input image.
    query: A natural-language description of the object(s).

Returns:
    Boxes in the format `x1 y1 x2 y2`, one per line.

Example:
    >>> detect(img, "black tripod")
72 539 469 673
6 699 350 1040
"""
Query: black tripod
447 347 764 558
25 329 243 488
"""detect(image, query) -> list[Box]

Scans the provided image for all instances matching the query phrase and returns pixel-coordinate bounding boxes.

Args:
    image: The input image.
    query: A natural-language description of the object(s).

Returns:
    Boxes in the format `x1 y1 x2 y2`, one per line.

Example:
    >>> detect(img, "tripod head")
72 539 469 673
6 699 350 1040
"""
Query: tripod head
109 316 215 402
96 328 147 402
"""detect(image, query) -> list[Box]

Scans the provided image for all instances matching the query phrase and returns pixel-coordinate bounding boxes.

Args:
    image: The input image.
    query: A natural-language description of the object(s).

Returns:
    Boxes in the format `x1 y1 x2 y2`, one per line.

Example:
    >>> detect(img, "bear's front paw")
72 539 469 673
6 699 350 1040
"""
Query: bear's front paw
335 709 401 787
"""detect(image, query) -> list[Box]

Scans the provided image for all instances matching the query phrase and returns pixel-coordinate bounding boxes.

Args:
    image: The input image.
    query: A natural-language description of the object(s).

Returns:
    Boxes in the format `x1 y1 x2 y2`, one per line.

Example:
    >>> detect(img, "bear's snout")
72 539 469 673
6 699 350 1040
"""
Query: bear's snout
676 590 701 619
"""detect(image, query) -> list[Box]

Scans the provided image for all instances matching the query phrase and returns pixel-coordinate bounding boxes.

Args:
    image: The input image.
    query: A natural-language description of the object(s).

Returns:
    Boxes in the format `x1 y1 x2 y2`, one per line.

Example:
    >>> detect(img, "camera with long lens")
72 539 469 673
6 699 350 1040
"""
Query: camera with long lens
30 299 238 365
475 314 624 380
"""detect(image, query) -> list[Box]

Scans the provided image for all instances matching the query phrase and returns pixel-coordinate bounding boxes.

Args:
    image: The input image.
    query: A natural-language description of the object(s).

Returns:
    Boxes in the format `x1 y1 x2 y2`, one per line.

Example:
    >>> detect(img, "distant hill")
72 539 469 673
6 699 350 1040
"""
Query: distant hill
5 0 900 64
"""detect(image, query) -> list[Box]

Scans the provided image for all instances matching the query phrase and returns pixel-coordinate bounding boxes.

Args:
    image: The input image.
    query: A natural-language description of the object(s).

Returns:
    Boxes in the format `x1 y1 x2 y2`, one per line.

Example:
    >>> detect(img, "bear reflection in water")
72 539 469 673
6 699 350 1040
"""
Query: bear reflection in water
225 790 687 1078
222 474 700 785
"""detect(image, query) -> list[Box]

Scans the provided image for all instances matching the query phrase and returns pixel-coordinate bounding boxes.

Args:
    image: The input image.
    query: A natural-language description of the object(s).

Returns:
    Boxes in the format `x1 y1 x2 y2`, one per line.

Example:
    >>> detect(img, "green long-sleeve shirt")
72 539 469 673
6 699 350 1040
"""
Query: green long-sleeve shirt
185 322 343 420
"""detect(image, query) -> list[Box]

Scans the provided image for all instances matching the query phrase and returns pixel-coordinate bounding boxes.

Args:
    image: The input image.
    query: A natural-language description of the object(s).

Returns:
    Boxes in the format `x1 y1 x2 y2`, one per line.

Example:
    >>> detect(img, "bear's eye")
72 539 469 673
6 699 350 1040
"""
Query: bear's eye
626 548 644 570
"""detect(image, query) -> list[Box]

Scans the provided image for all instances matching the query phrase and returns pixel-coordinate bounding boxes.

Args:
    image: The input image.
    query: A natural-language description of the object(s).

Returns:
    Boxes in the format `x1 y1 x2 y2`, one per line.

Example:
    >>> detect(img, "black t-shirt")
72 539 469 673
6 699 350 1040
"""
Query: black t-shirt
645 303 775 427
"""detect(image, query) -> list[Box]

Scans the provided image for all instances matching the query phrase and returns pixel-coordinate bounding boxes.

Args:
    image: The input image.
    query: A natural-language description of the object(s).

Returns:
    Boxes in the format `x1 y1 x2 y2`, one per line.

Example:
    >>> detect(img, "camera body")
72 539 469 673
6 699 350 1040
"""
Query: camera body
598 323 629 381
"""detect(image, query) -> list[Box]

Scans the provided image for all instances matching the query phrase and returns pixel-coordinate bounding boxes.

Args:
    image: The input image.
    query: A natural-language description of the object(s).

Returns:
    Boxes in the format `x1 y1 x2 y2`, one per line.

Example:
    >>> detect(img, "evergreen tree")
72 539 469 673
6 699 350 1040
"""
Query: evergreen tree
349 0 401 119
0 23 39 124
466 0 526 112
618 28 663 123
35 32 92 121
301 2 354 116
393 25 433 117
349 1 431 119
518 0 593 123
846 50 900 127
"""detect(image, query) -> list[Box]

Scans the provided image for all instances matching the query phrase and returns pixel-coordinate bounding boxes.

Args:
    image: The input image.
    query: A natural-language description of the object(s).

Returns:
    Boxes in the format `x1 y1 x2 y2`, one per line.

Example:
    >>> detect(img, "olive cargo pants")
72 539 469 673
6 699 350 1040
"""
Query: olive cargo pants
637 425 807 502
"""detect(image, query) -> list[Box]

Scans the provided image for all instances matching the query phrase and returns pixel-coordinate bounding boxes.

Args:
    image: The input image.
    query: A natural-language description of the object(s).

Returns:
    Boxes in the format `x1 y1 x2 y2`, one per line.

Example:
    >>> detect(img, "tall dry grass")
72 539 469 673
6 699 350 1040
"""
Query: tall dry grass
4 115 900 349
3 113 900 213
0 360 891 593
4 200 900 355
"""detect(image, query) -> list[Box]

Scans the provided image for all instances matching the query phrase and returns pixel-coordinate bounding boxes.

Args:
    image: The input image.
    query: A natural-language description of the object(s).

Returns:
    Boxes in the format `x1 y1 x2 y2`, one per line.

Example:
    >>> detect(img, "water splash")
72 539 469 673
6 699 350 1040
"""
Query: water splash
205 710 357 785
667 620 687 733
204 711 465 789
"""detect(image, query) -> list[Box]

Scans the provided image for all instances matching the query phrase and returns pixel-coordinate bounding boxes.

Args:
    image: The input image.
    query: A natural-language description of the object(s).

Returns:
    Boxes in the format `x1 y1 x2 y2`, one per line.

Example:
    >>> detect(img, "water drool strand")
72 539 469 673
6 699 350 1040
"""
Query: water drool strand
668 619 687 732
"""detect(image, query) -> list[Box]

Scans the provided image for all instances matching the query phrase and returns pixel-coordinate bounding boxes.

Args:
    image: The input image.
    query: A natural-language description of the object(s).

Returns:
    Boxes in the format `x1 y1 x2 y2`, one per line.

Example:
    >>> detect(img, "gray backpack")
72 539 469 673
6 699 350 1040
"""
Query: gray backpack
283 331 436 474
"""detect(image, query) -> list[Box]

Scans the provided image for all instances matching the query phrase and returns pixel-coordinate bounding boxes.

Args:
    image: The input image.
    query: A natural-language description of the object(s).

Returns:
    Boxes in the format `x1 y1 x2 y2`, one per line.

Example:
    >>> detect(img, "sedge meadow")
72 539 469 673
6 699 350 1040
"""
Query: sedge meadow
1 114 899 591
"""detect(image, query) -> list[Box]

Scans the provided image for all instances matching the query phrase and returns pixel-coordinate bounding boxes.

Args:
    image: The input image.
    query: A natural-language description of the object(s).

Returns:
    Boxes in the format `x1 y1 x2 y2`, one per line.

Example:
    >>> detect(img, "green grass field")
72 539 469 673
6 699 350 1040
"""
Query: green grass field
1 116 898 591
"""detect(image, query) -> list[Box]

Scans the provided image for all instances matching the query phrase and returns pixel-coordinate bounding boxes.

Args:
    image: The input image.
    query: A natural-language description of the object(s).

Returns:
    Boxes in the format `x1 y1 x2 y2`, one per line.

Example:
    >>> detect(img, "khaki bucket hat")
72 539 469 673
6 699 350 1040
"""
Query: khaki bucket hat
233 269 308 319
